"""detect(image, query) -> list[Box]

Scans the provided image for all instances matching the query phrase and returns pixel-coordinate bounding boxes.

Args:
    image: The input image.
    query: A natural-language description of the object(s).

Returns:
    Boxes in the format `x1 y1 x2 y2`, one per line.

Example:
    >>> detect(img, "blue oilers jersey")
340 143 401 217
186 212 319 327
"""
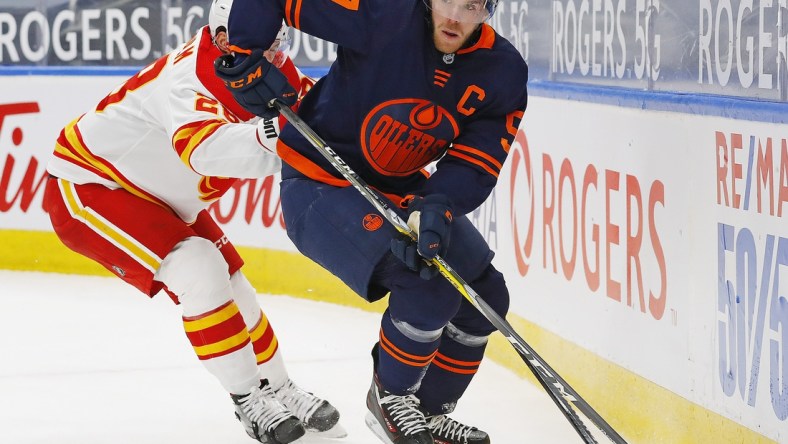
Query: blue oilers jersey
228 0 528 215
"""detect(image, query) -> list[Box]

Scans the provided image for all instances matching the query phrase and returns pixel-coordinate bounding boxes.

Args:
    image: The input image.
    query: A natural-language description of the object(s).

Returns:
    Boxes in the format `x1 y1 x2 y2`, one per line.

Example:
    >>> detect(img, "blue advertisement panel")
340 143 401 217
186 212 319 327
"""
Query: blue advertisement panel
1 1 786 100
489 0 788 101
0 0 788 102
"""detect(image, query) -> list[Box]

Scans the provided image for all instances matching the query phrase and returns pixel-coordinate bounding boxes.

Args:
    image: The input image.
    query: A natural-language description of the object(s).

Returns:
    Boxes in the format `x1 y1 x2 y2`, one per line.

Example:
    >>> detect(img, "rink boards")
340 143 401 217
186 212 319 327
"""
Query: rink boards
0 72 785 443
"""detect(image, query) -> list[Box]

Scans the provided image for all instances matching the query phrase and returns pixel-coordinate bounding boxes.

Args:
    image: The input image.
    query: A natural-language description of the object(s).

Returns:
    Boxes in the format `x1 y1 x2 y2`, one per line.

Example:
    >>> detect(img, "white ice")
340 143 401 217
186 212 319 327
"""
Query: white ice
0 270 586 444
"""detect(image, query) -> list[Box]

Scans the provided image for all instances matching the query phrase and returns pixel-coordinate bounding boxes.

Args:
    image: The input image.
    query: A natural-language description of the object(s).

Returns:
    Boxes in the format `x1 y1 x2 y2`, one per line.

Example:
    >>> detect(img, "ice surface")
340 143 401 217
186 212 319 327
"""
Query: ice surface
0 270 585 443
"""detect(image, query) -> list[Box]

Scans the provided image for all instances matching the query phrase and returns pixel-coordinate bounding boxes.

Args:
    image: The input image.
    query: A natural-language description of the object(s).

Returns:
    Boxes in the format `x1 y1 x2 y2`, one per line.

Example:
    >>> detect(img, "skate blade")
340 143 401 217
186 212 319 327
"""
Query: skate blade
364 412 395 444
306 422 347 439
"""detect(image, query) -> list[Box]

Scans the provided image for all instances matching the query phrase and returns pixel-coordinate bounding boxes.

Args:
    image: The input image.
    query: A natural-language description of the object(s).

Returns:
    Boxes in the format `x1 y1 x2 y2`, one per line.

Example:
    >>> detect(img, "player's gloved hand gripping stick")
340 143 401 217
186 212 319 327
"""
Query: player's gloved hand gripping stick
270 99 629 444
215 49 297 119
391 194 453 280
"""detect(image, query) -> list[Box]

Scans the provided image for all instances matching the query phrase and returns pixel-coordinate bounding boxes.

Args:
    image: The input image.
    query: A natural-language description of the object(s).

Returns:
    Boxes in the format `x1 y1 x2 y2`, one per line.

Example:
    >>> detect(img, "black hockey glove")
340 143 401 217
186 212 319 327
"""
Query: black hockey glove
214 49 297 119
390 194 453 280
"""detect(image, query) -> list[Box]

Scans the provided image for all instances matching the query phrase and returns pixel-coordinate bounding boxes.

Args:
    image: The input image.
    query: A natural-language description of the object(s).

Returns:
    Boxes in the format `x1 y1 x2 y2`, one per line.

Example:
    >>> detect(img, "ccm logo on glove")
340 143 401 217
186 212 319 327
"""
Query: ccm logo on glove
214 48 297 119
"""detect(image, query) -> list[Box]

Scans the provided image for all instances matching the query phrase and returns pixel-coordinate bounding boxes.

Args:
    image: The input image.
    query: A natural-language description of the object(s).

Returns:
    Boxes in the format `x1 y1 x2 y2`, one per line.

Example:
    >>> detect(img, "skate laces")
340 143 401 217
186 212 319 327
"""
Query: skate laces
379 392 428 436
238 383 293 432
275 379 323 422
427 414 481 441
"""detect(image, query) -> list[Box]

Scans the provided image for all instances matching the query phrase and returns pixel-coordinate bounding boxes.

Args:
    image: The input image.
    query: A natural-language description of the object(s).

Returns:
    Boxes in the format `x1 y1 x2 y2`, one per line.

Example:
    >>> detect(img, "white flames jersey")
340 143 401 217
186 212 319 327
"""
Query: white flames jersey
47 26 312 223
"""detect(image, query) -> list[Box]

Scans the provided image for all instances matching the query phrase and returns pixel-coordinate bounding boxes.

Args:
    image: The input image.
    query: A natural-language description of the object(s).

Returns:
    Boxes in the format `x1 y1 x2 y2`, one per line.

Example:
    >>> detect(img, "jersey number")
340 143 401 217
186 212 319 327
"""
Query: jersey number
96 55 169 113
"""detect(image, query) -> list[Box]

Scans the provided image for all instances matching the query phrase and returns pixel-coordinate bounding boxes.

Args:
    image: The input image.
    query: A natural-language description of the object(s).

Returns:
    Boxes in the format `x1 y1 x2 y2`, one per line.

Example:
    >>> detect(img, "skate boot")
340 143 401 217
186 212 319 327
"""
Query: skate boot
275 378 346 437
365 375 432 444
424 412 490 444
231 379 305 444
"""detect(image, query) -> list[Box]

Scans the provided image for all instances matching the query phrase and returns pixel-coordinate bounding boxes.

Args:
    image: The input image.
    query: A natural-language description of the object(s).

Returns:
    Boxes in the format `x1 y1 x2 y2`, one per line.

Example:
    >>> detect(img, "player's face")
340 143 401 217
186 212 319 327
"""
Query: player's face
214 30 231 53
431 6 482 54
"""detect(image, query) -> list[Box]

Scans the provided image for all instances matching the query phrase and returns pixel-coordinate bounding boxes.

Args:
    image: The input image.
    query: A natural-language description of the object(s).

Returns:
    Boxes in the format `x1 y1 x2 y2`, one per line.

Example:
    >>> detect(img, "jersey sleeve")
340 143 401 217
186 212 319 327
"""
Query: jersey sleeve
228 0 413 55
165 38 282 179
177 117 283 178
422 71 528 215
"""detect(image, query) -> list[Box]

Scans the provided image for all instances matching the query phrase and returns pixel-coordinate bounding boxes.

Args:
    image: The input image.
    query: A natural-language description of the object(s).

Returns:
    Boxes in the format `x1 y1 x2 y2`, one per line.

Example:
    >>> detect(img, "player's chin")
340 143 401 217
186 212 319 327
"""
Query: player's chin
434 34 463 53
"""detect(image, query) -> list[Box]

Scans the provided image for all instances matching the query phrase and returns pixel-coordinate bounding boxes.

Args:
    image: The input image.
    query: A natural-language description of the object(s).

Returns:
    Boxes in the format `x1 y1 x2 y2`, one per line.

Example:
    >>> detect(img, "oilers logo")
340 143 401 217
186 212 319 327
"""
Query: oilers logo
362 214 384 231
360 99 458 176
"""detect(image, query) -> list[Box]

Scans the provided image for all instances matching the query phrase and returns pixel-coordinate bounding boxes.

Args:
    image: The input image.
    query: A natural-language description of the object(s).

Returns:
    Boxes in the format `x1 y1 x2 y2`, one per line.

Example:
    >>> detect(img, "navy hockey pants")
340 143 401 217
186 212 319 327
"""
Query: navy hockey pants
280 175 510 414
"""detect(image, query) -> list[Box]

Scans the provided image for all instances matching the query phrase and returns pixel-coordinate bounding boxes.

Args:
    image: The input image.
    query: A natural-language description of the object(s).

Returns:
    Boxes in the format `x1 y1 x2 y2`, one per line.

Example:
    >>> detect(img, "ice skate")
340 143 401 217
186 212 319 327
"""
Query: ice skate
275 378 346 438
424 412 490 444
232 379 305 444
364 375 432 444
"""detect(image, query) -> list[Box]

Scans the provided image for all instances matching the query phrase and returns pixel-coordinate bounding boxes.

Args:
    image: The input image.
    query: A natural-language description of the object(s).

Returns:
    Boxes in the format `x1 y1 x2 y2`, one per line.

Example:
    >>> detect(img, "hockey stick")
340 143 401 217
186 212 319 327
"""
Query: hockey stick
272 100 628 444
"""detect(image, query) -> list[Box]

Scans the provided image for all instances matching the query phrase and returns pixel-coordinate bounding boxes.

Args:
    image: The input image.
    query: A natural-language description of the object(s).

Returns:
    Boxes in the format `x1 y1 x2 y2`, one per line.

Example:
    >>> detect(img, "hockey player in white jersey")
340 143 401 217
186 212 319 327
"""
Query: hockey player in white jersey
42 1 342 443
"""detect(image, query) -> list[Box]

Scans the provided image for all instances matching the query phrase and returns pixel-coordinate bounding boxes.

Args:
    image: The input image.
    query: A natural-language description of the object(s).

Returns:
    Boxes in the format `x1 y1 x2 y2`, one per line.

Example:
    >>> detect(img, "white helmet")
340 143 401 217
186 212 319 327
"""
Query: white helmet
209 0 289 64
209 0 233 36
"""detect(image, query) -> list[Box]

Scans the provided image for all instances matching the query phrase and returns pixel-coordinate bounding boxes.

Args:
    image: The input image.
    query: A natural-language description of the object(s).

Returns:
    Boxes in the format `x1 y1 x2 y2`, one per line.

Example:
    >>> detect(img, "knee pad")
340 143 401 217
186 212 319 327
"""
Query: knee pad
388 276 463 333
155 237 231 316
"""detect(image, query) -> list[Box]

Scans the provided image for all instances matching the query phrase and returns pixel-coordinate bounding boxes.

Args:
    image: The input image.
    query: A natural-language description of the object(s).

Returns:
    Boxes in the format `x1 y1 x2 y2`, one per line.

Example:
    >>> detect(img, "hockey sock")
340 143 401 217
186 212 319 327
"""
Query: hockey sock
248 309 280 366
226 272 289 390
415 325 487 415
376 309 442 395
182 299 260 394
249 311 290 390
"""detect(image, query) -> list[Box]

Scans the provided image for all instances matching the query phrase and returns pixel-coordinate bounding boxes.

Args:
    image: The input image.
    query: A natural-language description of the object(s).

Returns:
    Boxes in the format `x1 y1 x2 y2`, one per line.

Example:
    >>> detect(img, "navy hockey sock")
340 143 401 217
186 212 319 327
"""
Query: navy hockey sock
375 310 441 395
415 328 487 415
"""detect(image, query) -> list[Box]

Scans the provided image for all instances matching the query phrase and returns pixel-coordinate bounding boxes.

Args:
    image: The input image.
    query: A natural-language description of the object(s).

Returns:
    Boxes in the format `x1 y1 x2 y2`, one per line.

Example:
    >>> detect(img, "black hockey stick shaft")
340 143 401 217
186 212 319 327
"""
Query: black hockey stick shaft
273 100 628 444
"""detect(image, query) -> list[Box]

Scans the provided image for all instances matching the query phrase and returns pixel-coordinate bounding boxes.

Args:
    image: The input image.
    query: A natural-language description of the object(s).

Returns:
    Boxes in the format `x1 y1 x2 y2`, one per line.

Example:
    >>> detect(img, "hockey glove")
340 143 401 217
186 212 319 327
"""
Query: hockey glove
390 194 453 280
214 49 297 119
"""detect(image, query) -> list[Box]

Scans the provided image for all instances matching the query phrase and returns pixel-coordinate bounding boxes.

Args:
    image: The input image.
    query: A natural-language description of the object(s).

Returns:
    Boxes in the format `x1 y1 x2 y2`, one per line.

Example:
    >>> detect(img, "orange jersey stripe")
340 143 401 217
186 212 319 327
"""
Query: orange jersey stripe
277 140 350 187
284 0 294 26
284 0 303 28
294 0 303 28
451 144 503 170
226 44 252 55
277 140 411 206
446 151 499 178
458 24 495 55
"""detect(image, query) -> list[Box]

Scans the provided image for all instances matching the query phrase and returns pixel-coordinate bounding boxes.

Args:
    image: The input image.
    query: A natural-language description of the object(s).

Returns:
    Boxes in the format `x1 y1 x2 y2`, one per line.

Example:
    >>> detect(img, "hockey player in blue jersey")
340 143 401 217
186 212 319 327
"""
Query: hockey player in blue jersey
215 1 527 443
